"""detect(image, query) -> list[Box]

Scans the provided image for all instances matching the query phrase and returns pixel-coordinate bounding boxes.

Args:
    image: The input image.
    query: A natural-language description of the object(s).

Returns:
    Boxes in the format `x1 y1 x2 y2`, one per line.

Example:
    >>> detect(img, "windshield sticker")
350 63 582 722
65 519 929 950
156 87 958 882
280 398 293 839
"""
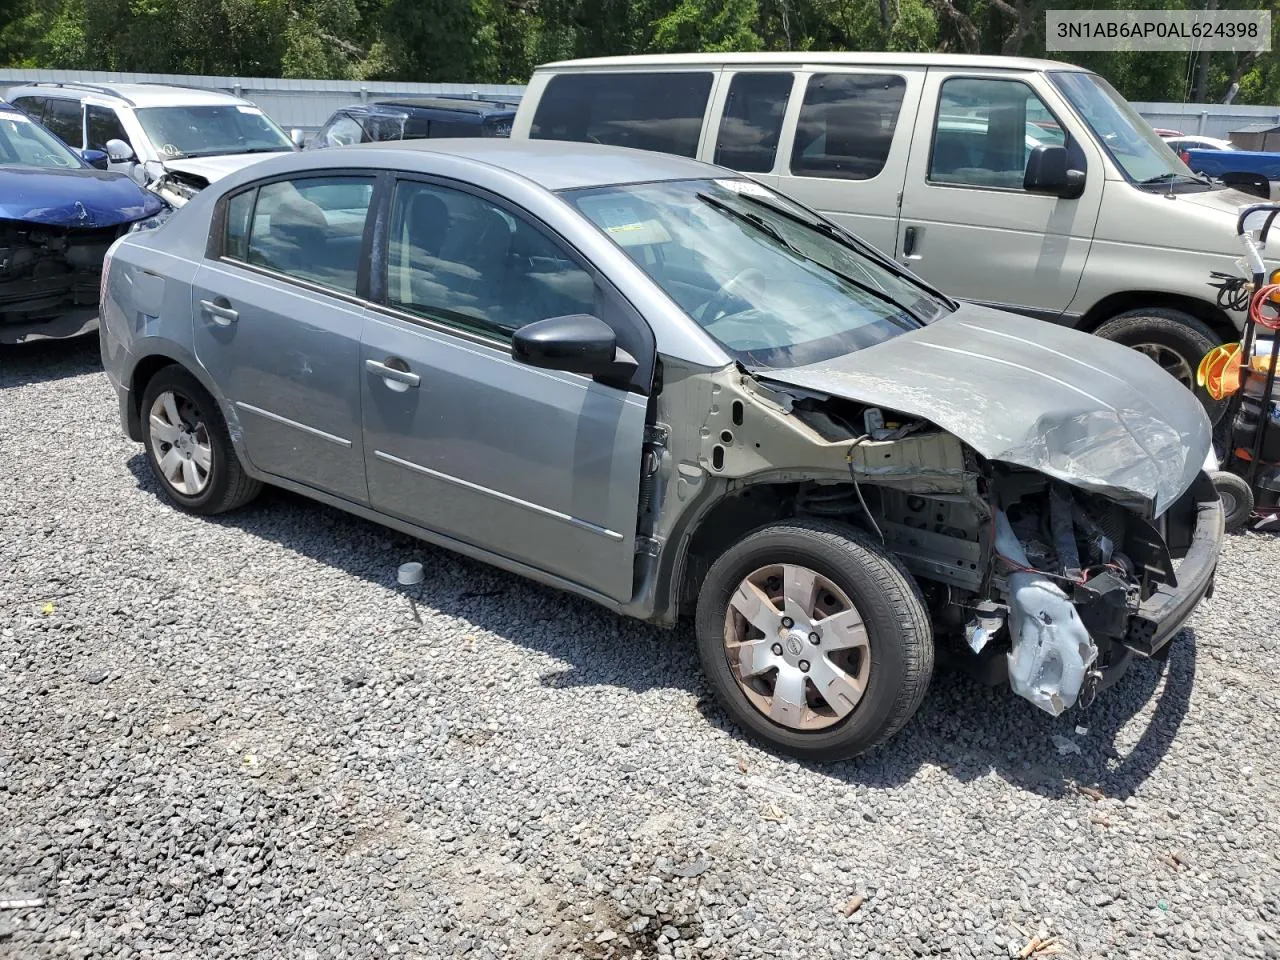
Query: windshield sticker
714 178 773 198
159 143 182 158
235 106 263 115
583 199 672 246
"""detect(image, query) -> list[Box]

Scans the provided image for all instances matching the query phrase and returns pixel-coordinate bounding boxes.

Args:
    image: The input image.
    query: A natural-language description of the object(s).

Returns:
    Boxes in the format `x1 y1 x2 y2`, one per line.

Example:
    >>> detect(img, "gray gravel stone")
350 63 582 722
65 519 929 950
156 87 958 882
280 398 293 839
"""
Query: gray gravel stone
2 339 1280 960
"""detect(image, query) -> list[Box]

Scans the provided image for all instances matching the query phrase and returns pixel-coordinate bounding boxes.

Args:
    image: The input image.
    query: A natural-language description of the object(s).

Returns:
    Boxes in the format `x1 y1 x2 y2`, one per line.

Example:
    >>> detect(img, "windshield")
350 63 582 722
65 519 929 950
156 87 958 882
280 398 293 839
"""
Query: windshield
1051 71 1197 185
0 112 82 169
134 104 293 159
566 178 948 369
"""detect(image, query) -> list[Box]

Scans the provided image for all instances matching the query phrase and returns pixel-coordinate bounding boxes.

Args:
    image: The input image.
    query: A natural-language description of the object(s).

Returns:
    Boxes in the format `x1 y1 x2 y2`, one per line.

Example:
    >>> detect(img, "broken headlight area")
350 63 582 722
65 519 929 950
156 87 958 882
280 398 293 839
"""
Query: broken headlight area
149 171 206 207
0 219 130 341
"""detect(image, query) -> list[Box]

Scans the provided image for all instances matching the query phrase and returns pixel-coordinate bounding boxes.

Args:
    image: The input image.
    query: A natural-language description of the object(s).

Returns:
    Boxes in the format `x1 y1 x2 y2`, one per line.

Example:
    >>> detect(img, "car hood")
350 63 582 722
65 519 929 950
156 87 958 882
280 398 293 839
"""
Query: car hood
162 152 289 183
1175 183 1264 216
0 166 165 228
758 304 1211 514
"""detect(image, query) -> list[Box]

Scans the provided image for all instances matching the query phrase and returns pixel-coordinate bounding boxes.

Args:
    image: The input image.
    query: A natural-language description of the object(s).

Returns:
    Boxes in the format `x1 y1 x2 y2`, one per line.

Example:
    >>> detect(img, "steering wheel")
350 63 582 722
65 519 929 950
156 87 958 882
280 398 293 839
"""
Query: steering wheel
702 267 767 324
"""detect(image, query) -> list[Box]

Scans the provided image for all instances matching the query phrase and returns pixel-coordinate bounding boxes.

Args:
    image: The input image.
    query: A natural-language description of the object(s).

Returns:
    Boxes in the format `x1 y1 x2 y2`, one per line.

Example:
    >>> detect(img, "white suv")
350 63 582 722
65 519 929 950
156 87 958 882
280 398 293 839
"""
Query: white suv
4 81 298 206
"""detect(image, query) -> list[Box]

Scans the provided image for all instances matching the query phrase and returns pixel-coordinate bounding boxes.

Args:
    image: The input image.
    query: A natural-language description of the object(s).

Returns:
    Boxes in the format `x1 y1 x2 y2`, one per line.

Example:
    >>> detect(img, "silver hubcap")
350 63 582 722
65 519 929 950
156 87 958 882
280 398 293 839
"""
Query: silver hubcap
148 390 212 496
723 563 871 732
1132 342 1194 388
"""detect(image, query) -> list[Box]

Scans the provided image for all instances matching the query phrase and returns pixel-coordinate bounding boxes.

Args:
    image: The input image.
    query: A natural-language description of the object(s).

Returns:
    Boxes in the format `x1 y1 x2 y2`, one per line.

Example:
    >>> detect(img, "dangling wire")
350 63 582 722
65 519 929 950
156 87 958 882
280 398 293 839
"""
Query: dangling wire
846 435 885 542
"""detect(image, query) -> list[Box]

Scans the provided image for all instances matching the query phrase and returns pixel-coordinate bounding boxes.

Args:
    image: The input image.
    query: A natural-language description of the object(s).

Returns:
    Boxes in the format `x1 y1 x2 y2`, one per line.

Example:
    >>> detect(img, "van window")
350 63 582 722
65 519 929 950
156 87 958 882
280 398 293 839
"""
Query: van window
930 78 1065 189
714 72 793 173
790 74 906 180
530 72 713 158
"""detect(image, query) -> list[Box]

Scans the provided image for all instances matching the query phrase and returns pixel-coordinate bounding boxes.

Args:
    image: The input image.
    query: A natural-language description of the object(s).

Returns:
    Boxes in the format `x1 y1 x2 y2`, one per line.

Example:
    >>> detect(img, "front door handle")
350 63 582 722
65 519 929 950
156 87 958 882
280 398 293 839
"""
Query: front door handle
902 225 919 259
366 358 421 390
199 297 238 326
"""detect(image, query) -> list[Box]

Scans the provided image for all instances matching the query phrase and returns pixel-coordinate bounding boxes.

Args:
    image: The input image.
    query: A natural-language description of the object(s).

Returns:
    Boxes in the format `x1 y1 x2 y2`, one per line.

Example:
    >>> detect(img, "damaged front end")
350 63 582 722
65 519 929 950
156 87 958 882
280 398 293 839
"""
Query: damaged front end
649 350 1221 720
0 218 132 343
149 170 206 208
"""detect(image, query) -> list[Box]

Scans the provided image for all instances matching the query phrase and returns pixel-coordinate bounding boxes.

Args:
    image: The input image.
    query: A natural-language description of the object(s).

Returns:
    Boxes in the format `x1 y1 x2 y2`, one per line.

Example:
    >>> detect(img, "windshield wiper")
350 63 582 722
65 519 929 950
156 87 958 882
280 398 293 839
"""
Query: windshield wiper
695 192 923 326
729 190 955 309
1139 171 1211 187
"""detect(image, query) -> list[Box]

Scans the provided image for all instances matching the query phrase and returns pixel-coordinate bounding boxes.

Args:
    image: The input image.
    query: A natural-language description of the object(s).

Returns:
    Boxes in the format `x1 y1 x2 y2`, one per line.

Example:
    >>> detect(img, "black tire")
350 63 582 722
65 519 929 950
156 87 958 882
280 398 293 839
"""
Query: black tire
140 365 261 515
1093 309 1225 423
694 519 933 762
1211 469 1255 532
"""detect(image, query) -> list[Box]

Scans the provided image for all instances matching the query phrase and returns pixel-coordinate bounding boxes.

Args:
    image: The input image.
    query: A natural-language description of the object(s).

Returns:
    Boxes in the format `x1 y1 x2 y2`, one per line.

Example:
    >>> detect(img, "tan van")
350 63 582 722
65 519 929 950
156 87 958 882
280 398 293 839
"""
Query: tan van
512 53 1268 412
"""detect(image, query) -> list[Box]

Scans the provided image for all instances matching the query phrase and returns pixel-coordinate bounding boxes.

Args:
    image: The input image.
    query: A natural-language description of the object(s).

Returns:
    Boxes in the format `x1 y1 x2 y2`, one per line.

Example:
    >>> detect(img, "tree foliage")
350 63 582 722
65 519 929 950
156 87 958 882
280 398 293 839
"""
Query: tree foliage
0 0 1276 103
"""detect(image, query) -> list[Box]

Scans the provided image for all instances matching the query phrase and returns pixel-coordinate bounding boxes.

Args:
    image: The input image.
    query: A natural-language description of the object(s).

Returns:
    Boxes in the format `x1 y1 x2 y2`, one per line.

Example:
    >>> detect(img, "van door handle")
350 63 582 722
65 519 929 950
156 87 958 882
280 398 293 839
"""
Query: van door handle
366 358 421 390
199 297 238 326
902 226 918 259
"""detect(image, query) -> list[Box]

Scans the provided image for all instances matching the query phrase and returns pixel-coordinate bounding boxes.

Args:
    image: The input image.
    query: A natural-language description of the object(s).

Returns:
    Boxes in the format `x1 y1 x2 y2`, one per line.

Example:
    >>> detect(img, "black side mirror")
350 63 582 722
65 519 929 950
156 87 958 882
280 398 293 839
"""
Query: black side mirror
1024 144 1085 199
80 148 109 170
512 314 637 379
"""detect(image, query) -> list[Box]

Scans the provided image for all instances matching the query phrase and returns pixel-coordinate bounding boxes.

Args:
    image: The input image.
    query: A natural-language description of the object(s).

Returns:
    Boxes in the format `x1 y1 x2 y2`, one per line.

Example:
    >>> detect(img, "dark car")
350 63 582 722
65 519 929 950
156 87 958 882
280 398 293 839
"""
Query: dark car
308 97 516 149
0 102 167 343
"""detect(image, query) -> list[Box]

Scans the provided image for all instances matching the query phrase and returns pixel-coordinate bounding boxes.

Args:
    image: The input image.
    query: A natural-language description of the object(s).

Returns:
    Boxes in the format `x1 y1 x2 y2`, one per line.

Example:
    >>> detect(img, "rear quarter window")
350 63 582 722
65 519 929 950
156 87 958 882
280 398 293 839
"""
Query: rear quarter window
530 72 713 158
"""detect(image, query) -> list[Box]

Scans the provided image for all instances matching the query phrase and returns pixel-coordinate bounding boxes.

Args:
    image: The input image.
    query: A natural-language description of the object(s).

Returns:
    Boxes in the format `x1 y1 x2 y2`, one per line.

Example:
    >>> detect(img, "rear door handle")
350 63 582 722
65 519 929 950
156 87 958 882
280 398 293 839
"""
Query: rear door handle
366 358 421 390
902 225 918 259
199 297 238 326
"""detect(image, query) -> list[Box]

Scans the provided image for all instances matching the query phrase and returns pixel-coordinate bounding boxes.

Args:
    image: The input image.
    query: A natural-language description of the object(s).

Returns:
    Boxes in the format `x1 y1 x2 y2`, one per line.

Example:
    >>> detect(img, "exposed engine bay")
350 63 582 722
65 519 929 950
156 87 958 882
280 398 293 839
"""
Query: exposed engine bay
149 170 205 208
0 219 126 342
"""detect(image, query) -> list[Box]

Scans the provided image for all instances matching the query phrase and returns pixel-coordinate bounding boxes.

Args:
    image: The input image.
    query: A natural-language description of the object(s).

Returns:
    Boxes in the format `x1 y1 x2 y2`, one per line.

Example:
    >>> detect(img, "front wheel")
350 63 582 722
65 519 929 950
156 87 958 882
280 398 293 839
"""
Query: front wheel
695 519 933 762
1093 308 1225 423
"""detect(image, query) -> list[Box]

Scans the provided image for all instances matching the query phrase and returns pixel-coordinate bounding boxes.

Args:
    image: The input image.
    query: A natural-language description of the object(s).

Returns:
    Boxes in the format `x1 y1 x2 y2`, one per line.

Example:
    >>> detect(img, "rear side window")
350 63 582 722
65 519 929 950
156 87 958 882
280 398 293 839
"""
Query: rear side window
530 72 713 158
9 96 47 120
790 73 907 180
714 72 793 173
42 98 83 147
224 176 374 294
86 105 131 152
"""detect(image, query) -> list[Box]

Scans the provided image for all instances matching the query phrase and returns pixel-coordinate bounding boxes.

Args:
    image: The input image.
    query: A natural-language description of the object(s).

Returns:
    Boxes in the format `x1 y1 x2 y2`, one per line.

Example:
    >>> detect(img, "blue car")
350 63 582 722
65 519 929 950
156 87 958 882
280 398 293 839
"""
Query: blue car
0 101 167 344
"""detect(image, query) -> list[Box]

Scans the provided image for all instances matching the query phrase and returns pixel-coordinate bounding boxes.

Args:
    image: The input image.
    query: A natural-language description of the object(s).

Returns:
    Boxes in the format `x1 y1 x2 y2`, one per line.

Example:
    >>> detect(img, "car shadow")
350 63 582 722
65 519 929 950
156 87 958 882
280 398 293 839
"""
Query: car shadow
0 334 101 388
124 454 1194 801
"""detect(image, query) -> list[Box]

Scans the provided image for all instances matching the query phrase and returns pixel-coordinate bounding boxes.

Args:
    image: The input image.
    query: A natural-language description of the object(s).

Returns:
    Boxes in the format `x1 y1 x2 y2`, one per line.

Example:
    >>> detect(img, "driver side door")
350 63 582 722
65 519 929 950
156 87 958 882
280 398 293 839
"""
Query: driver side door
360 176 653 603
898 70 1103 317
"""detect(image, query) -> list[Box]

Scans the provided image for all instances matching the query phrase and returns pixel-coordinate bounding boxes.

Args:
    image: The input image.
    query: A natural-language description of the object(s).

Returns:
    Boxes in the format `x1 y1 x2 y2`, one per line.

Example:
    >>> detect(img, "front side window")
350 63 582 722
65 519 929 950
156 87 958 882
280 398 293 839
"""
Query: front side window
86 105 131 152
41 98 83 147
226 176 374 294
790 73 907 180
1051 71 1193 186
930 77 1068 189
0 112 83 168
530 72 714 158
714 72 793 173
135 104 293 159
386 180 597 343
567 178 946 369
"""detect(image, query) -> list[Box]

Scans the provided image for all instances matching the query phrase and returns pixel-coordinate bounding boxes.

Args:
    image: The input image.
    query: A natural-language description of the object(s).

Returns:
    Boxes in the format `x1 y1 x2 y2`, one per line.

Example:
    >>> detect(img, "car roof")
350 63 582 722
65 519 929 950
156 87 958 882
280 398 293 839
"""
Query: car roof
6 82 253 108
317 138 723 191
372 97 517 115
535 52 1090 73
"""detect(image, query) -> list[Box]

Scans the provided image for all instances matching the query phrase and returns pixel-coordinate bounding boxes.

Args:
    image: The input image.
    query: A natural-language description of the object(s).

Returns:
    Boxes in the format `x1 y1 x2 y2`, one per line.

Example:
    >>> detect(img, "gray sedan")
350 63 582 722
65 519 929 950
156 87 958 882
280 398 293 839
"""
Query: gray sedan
100 140 1222 760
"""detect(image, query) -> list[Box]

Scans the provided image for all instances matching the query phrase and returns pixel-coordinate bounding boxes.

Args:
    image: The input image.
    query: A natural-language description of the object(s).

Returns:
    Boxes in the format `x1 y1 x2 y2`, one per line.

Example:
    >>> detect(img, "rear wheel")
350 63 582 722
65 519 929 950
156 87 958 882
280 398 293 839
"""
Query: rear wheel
695 519 933 762
1093 308 1225 423
140 366 261 515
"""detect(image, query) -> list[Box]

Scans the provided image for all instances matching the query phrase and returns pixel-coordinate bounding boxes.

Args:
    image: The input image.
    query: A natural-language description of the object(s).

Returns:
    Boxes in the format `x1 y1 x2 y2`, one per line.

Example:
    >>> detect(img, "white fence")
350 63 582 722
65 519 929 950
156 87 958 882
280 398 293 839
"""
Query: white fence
2 67 1278 142
0 69 524 135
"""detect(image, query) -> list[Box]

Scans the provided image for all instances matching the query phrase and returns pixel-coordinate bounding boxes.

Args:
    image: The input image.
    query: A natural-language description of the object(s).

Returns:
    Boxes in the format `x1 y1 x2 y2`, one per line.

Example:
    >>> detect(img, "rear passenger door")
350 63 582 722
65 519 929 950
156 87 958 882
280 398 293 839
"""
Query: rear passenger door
897 71 1101 316
360 177 653 603
192 173 377 504
702 69 797 191
771 68 925 256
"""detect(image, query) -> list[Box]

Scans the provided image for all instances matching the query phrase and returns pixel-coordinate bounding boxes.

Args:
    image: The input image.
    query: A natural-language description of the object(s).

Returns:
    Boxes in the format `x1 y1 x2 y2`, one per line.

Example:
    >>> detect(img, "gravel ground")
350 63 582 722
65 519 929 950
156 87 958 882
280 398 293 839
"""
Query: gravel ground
2 338 1279 960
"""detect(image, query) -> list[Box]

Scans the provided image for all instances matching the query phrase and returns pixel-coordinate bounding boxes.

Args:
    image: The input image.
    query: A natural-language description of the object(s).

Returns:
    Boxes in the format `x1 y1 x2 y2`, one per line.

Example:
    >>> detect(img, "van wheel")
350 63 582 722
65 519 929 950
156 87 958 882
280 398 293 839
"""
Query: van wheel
695 519 933 762
1093 308 1225 423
